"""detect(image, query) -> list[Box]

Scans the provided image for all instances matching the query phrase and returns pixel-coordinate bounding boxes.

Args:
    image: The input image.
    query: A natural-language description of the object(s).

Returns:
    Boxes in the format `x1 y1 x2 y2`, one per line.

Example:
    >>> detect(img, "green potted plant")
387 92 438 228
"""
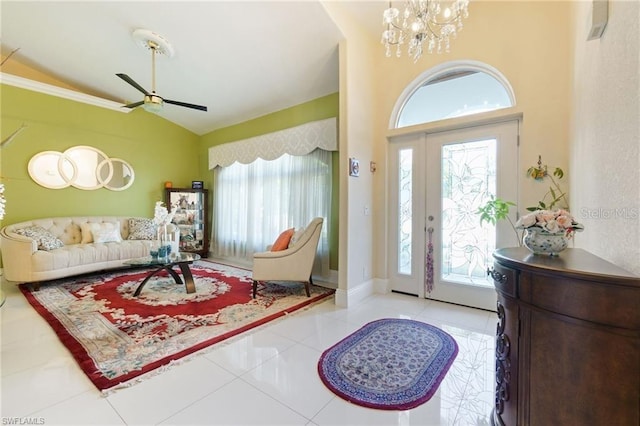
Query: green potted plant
477 195 521 246
525 155 568 211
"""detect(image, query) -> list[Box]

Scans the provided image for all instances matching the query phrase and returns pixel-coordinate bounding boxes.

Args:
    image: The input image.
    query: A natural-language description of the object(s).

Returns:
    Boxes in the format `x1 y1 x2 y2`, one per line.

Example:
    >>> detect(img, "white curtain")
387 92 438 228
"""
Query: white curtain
212 148 332 276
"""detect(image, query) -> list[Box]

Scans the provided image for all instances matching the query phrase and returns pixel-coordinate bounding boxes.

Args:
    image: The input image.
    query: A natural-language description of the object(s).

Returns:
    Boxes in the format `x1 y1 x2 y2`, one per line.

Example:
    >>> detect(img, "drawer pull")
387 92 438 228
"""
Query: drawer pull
487 267 507 283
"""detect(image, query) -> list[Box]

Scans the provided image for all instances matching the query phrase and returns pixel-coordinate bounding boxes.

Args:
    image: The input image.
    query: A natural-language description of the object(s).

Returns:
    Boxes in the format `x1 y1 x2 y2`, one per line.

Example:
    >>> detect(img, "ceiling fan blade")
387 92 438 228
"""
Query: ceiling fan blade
123 100 145 109
116 73 151 96
164 99 208 111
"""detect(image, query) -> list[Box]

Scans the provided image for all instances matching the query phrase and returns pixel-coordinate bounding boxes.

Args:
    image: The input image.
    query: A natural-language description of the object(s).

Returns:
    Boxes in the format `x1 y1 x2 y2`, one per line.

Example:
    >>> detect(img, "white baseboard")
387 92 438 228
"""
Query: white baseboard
334 279 374 308
333 277 390 308
373 277 390 294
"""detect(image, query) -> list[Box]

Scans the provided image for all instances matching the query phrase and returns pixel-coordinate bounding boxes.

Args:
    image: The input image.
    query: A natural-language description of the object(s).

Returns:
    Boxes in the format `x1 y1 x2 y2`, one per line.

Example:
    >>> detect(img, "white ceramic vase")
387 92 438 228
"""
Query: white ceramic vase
523 228 569 256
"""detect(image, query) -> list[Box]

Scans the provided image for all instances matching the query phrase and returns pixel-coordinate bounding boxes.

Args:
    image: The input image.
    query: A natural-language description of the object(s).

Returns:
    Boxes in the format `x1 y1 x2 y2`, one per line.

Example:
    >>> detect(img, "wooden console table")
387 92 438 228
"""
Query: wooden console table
489 247 639 426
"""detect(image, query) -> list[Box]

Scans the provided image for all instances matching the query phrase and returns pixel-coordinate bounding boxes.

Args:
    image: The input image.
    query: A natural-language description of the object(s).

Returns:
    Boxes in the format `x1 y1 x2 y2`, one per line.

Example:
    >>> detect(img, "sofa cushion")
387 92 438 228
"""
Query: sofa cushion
31 240 149 273
14 225 64 251
127 218 156 240
80 222 121 244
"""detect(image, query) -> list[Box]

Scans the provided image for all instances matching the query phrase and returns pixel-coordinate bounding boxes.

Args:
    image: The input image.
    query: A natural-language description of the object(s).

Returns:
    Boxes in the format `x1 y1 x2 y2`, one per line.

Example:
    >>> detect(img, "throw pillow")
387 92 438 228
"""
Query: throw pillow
270 228 295 251
14 225 64 251
289 228 305 247
80 222 121 244
92 227 123 243
128 218 156 240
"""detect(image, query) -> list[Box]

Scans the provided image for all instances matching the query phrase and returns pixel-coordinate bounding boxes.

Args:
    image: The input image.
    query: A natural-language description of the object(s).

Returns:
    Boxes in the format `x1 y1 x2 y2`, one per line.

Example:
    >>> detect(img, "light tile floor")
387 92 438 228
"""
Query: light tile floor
1 278 497 426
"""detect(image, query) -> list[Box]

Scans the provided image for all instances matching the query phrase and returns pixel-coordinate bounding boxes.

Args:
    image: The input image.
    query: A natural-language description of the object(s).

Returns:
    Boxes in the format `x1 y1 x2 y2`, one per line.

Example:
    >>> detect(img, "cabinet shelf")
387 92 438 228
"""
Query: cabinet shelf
165 187 209 257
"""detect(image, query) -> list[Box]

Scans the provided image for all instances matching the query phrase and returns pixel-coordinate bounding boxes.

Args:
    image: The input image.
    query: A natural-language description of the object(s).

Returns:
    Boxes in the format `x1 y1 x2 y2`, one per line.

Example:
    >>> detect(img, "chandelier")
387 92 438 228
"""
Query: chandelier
381 0 470 62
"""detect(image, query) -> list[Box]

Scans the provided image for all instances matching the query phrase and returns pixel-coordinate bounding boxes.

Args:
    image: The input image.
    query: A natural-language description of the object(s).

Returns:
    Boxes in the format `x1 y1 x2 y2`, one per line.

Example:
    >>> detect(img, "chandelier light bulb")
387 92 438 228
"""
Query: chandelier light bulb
383 7 399 23
381 0 470 62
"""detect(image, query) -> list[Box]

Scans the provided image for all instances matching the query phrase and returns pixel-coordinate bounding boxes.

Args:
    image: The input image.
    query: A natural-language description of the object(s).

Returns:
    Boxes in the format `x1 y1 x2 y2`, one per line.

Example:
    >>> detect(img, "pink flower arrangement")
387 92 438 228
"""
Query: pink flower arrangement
516 209 584 236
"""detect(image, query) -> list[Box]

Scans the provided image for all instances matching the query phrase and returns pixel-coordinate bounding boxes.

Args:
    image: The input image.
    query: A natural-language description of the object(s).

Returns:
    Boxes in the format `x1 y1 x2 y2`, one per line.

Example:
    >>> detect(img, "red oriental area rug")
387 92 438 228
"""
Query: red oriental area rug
20 260 334 392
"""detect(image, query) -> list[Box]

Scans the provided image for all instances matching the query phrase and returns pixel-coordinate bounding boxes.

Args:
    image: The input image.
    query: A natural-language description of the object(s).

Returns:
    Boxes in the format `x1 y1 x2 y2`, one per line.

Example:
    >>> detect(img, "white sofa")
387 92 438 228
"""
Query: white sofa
0 216 180 284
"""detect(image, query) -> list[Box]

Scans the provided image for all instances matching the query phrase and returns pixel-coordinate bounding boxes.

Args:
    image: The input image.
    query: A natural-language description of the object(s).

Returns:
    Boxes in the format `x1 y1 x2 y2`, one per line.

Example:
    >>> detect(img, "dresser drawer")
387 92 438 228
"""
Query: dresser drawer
490 262 517 297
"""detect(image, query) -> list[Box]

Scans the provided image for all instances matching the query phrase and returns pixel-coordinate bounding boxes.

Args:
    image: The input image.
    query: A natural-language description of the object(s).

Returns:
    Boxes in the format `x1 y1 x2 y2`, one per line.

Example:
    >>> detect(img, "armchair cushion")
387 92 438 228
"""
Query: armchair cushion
270 228 295 251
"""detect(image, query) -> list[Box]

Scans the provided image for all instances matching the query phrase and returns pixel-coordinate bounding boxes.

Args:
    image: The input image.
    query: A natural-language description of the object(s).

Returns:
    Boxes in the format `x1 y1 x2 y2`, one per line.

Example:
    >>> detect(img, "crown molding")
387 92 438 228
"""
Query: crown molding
0 72 130 113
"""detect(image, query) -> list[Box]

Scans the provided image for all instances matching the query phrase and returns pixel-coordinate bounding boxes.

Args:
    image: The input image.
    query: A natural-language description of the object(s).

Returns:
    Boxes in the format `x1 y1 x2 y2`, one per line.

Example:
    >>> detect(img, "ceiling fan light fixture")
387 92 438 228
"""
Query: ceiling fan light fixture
116 28 207 113
142 94 163 113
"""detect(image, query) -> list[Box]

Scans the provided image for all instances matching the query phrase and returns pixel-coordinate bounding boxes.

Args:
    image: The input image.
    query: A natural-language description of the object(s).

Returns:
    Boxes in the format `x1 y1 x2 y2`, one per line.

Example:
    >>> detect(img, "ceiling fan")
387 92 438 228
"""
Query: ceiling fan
117 29 207 112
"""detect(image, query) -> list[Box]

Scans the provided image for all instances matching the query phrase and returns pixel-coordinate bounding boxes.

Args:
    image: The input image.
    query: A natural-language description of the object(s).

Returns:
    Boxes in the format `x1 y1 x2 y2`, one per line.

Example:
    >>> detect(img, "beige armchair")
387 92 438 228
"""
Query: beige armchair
252 217 323 298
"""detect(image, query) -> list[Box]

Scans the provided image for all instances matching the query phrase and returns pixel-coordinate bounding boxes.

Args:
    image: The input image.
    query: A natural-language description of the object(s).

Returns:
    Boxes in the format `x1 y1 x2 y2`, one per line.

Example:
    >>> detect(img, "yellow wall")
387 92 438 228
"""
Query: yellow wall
324 1 573 302
375 0 572 213
322 2 379 304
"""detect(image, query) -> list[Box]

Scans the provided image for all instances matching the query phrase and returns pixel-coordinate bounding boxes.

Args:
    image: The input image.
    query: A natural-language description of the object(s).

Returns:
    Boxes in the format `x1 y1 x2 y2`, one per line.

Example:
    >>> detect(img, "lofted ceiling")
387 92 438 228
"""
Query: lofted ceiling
0 1 388 136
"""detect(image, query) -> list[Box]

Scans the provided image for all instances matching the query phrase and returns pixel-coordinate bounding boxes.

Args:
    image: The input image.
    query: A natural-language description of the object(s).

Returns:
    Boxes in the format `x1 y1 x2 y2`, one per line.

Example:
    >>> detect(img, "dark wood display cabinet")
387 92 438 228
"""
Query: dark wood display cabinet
165 187 209 257
488 247 639 426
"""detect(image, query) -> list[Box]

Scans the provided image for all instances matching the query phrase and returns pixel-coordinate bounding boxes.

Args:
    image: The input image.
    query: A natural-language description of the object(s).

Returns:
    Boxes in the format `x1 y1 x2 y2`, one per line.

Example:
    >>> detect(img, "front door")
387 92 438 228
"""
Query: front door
389 120 519 310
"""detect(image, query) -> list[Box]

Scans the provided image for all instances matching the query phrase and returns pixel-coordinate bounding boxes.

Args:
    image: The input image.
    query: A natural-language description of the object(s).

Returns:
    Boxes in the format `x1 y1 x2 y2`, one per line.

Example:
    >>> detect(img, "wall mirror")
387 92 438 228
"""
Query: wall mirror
28 145 135 191
98 158 135 191
27 151 76 189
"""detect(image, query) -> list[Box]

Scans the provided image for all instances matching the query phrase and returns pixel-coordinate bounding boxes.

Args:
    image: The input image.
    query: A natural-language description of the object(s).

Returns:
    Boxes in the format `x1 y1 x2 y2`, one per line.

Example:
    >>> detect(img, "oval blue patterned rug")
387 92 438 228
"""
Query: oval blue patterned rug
317 318 458 410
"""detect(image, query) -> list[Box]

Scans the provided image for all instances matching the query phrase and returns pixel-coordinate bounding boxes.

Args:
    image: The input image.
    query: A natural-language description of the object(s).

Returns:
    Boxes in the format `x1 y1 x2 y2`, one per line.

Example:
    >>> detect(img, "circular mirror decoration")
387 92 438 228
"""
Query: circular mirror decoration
28 151 77 190
100 158 135 191
28 146 135 191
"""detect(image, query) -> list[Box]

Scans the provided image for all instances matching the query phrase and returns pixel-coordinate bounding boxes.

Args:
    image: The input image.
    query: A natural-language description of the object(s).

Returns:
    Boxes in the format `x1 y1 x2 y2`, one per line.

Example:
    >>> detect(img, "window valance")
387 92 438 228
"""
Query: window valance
208 117 337 169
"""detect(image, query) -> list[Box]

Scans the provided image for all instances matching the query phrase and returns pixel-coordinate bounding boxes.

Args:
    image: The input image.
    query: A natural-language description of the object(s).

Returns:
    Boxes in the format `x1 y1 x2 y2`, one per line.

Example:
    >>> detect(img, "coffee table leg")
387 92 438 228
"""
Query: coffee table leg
178 263 196 294
165 266 183 284
134 267 164 297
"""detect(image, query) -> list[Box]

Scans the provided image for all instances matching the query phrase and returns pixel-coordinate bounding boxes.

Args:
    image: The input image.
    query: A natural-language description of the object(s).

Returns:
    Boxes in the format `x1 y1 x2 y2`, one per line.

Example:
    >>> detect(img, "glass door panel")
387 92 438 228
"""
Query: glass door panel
441 139 496 288
398 148 414 275
388 134 426 296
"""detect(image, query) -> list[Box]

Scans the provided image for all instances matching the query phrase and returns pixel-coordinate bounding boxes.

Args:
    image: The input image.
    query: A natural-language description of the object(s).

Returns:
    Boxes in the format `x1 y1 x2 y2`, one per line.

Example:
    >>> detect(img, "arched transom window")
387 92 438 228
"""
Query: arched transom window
394 61 515 128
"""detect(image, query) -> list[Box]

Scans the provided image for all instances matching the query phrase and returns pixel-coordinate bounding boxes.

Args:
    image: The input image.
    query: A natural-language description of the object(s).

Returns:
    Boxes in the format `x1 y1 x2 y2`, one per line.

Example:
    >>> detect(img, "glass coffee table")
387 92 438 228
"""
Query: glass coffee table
124 253 201 297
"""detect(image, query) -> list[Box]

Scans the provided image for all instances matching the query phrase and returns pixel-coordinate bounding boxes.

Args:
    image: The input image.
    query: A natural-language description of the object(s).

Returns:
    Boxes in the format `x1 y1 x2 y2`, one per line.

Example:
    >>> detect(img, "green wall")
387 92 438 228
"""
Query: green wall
1 86 339 271
0 84 200 224
199 93 339 270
